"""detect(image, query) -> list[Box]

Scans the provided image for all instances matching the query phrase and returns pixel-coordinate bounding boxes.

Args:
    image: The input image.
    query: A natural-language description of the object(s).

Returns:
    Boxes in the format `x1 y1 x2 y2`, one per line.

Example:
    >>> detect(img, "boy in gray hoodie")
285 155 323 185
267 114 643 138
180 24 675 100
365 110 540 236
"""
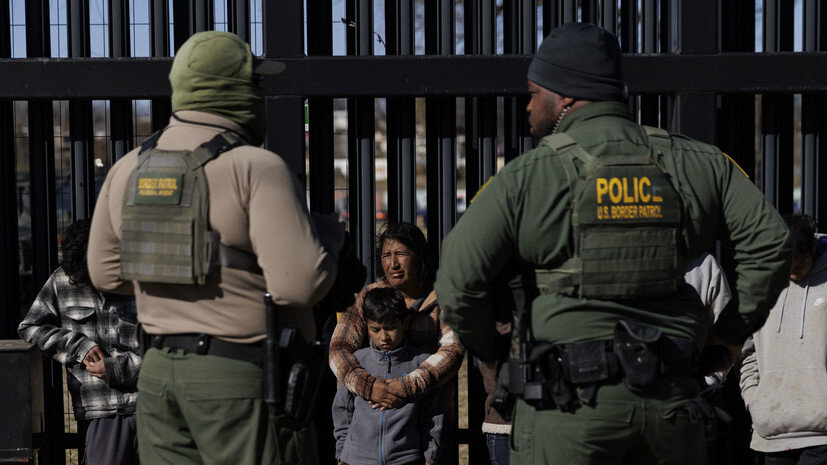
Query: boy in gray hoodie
333 287 444 465
740 214 827 464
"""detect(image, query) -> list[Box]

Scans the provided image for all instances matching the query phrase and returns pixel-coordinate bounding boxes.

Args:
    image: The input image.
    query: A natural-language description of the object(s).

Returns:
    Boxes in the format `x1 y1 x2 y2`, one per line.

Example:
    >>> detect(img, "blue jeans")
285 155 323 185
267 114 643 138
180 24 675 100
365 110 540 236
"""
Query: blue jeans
486 433 510 465
762 445 827 465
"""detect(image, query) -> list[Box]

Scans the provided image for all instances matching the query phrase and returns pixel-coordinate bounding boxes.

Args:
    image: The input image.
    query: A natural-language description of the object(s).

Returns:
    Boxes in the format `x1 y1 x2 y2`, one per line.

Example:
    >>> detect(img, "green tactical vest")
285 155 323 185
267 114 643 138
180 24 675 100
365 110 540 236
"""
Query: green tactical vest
120 131 249 285
537 126 686 299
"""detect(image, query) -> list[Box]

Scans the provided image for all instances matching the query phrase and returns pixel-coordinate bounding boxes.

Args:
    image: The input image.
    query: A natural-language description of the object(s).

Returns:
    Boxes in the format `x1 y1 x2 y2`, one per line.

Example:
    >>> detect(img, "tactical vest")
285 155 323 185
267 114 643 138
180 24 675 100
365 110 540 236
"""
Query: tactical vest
537 126 685 299
120 131 259 285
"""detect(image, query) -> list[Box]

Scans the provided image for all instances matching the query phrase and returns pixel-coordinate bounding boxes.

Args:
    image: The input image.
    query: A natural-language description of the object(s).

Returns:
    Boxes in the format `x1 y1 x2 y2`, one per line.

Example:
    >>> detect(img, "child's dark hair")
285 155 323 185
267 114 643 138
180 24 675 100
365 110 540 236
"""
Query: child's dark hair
787 214 817 256
363 287 409 324
61 219 92 287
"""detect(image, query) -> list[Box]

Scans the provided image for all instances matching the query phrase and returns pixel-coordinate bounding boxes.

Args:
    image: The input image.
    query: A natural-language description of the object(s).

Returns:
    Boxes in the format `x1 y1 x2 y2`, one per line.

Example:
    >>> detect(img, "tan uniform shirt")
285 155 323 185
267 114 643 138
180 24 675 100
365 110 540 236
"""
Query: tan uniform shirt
88 111 338 343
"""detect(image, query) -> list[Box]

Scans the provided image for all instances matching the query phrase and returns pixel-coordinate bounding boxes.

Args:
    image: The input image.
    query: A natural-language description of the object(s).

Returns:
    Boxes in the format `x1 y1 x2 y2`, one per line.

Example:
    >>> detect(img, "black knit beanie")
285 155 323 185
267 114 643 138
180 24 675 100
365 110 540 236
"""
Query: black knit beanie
527 22 625 101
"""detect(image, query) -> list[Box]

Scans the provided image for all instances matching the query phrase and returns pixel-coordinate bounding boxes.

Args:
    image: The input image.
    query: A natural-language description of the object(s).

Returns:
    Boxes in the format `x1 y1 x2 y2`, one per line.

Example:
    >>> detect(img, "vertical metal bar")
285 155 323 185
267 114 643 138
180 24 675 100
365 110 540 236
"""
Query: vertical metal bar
425 0 456 268
639 0 658 127
520 0 535 155
816 2 827 226
228 0 250 43
503 1 534 163
150 0 171 132
344 0 376 280
643 0 657 52
26 2 57 310
385 0 416 224
307 0 335 216
620 0 638 119
262 0 306 179
462 2 493 461
669 0 718 145
801 0 819 218
562 0 576 23
172 0 191 52
0 0 20 339
659 0 675 131
478 0 497 186
503 1 519 163
717 1 755 181
305 7 335 459
760 0 794 214
26 2 65 464
192 0 213 32
543 0 556 36
581 0 598 23
601 0 618 34
464 0 480 202
68 0 95 220
620 0 637 54
108 0 133 162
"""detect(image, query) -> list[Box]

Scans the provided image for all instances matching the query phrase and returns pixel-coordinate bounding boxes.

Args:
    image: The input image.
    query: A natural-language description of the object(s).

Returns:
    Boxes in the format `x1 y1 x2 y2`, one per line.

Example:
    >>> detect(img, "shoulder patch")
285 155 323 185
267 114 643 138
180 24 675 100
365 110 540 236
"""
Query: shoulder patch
722 152 749 179
470 175 495 205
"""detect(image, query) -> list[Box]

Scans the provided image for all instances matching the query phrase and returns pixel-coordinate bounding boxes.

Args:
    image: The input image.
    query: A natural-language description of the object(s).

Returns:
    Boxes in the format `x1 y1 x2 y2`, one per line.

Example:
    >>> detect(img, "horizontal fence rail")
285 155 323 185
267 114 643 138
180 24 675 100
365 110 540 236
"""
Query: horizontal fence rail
4 52 827 98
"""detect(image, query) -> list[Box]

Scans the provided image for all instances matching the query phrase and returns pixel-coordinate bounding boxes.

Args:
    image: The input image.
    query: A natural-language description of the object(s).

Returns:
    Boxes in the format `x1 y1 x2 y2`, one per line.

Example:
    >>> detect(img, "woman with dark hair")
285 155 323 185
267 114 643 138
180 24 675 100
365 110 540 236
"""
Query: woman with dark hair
329 222 464 446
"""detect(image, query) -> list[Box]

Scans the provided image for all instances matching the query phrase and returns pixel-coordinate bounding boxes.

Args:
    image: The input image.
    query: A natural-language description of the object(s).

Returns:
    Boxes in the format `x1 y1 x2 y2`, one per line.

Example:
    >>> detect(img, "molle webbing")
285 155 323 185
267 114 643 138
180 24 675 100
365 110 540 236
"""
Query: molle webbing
537 129 684 299
120 131 247 284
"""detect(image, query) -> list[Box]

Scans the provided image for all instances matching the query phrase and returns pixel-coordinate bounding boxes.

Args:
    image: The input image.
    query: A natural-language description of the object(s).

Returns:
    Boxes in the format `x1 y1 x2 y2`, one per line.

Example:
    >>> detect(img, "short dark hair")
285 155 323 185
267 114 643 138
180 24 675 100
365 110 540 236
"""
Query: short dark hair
376 222 435 288
787 214 817 256
61 219 92 287
363 287 408 324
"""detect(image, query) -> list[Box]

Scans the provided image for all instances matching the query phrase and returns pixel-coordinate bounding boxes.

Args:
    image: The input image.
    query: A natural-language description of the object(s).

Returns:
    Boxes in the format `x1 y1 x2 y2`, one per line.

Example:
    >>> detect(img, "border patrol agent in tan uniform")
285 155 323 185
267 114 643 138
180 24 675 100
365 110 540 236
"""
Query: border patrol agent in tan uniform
434 22 791 465
88 31 343 465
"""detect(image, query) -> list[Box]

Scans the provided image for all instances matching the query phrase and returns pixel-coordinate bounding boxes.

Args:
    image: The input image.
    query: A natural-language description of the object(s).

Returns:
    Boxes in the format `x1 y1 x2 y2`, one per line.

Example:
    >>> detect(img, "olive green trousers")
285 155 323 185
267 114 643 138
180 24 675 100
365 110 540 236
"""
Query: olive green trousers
510 376 706 465
136 347 318 465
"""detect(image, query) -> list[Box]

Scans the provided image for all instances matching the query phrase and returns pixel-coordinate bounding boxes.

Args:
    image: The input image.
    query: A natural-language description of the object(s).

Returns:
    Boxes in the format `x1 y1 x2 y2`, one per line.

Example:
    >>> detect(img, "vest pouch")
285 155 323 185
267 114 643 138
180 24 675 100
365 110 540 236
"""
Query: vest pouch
613 320 662 393
120 215 196 284
578 228 681 298
563 341 609 384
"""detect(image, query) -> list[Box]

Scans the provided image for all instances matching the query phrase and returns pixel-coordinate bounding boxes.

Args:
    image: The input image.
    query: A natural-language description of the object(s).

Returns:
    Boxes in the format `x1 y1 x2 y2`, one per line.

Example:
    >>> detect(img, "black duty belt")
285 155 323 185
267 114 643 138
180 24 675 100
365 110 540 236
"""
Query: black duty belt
147 333 263 366
525 332 696 409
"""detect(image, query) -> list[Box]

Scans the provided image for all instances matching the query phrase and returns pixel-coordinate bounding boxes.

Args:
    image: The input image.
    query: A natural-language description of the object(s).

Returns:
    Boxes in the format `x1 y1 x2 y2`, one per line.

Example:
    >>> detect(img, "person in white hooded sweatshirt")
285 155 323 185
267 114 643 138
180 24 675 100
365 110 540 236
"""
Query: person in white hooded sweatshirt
740 213 827 464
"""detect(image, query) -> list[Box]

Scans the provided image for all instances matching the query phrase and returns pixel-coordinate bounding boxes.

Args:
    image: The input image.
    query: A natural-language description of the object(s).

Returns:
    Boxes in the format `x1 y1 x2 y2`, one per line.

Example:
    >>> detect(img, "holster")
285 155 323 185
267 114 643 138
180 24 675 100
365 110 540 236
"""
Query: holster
263 295 328 424
613 320 662 393
492 359 523 420
278 327 328 424
494 344 580 414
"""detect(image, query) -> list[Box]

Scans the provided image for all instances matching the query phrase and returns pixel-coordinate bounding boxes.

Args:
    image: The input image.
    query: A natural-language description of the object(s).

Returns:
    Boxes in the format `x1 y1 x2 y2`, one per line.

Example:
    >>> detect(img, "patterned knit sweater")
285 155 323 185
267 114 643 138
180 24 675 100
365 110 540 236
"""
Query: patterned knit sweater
329 280 464 418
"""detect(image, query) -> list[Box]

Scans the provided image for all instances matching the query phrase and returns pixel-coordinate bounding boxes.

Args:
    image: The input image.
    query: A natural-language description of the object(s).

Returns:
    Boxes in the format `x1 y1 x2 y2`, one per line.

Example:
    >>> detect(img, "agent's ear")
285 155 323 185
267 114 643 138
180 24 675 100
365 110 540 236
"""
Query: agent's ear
402 315 413 331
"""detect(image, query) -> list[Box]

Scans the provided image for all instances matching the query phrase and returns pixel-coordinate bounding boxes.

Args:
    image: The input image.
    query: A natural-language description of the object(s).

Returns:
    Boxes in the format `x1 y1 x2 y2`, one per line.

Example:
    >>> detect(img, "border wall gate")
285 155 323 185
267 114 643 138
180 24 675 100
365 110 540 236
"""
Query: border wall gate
1 1 826 464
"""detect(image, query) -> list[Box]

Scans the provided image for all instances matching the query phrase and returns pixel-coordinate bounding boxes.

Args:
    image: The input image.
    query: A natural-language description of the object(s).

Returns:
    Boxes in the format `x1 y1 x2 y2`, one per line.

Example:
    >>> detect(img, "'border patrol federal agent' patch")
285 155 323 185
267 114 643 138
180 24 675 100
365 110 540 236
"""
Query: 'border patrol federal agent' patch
134 173 184 205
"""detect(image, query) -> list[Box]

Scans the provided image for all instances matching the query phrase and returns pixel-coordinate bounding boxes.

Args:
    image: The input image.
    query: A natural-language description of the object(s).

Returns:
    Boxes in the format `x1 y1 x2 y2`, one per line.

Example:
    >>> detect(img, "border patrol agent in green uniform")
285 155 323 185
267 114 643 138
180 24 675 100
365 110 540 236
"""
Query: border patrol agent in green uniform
88 31 343 465
434 22 791 465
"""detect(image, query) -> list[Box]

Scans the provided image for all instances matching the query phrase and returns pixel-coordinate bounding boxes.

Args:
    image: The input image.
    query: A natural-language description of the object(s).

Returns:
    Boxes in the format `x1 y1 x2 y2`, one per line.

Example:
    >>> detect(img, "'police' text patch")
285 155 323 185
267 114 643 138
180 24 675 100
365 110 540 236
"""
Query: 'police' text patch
595 176 663 220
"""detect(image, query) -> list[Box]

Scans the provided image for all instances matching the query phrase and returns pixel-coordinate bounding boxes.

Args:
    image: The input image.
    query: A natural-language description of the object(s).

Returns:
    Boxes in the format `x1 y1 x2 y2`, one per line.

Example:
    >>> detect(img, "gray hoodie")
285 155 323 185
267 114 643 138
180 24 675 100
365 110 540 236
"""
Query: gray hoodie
333 340 444 465
740 234 827 453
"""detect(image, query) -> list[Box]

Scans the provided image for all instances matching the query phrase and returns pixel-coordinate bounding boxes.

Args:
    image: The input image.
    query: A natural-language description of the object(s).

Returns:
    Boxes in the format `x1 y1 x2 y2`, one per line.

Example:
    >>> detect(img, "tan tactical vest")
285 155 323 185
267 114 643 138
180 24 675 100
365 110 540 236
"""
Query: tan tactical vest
537 126 685 299
120 131 249 285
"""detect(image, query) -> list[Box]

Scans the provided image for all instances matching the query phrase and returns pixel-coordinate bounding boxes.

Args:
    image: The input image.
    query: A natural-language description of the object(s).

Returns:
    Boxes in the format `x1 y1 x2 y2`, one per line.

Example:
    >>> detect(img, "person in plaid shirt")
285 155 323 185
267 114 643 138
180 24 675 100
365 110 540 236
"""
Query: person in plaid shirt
18 219 141 465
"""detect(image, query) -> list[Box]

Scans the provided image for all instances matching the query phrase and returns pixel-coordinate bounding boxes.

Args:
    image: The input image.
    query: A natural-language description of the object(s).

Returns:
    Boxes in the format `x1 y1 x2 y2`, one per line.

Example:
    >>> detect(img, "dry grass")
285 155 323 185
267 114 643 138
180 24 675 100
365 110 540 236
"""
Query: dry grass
62 370 80 465
458 354 470 465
